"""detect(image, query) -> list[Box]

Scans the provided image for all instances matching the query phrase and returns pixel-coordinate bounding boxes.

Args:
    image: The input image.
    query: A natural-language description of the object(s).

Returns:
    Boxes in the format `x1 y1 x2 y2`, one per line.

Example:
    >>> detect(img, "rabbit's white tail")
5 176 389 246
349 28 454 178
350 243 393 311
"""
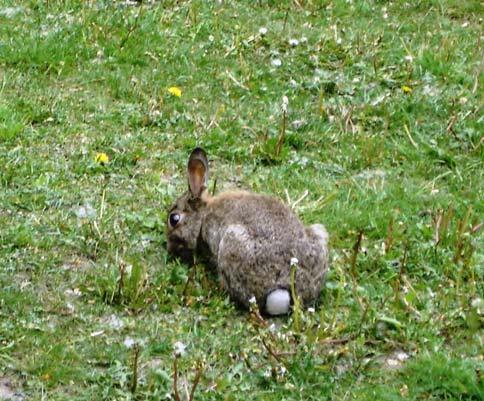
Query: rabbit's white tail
266 289 291 315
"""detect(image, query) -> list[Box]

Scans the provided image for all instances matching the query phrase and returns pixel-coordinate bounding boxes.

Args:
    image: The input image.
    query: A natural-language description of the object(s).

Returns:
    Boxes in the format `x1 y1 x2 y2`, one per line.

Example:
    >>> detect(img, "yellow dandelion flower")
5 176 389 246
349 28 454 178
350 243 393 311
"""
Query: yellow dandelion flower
95 152 109 165
402 85 413 94
168 86 182 97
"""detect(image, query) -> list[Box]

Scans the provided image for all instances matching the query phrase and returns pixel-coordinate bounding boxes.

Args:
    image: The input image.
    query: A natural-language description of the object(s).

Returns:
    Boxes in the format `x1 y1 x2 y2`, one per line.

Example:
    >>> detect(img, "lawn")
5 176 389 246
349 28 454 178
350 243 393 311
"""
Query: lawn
0 1 482 400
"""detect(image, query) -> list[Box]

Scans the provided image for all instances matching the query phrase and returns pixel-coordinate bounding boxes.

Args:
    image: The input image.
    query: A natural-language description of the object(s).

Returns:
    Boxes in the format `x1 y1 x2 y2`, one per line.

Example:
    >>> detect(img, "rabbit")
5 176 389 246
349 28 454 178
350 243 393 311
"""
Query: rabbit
166 147 329 315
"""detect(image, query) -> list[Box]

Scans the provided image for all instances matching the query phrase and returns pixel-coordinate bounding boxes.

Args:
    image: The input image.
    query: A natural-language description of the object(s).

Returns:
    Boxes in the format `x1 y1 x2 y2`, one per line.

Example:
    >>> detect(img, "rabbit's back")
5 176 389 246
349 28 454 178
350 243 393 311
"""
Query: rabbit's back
200 192 328 309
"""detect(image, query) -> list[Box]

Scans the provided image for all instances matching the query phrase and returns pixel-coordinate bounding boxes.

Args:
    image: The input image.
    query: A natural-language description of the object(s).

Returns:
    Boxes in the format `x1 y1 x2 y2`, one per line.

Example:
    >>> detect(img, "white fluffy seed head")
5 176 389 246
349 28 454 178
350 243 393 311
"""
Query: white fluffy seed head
265 289 290 316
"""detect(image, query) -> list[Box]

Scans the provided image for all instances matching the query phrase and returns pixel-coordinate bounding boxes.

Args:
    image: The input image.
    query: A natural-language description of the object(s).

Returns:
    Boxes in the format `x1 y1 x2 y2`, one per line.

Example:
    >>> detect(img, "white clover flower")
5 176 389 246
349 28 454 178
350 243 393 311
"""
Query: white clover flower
288 38 299 46
307 307 315 313
271 58 282 67
259 27 268 36
404 55 414 63
249 296 257 304
173 341 187 357
290 257 299 266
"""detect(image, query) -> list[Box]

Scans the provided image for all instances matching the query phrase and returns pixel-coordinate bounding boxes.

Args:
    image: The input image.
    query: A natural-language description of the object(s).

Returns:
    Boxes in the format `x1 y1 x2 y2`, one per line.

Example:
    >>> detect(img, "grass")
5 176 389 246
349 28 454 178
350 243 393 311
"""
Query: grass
0 0 482 399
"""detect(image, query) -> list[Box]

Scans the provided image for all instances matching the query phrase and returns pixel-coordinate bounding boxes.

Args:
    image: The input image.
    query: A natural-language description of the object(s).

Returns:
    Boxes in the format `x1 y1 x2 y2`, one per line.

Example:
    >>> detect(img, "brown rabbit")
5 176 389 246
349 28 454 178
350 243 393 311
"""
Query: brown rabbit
167 148 329 315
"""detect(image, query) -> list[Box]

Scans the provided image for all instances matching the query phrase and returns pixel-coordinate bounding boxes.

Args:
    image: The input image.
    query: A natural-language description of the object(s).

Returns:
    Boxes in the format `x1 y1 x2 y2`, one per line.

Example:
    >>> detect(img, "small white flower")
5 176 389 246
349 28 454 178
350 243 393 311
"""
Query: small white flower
76 203 96 220
249 296 257 304
280 366 287 375
124 337 136 348
300 36 308 43
461 21 469 28
173 341 187 357
471 297 483 314
107 314 124 330
259 27 268 36
64 288 82 297
289 79 297 87
208 35 214 42
404 55 414 63
307 307 315 313
271 58 282 67
288 38 299 46
290 257 299 265
395 351 410 361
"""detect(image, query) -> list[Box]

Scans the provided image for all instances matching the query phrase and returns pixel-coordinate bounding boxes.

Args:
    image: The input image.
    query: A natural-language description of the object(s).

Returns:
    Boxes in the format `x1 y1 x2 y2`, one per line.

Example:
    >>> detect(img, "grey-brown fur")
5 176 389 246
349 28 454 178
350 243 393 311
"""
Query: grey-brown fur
167 148 329 313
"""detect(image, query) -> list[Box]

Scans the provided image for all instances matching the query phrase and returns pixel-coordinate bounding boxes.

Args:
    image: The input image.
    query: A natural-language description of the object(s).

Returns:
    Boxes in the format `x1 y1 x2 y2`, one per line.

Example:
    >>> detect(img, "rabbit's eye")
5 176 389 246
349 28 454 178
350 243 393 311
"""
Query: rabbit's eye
169 212 181 228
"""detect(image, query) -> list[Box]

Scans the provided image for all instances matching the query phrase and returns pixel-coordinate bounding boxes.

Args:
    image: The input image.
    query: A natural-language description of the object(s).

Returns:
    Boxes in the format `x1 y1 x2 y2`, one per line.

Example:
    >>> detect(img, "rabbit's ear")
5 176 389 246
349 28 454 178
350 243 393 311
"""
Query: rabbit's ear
187 147 209 198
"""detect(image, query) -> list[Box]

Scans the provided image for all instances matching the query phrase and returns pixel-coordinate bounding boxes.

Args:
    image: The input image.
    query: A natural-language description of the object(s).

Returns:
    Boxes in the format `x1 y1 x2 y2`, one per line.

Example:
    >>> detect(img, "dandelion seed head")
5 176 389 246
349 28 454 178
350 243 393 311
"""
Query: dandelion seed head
282 96 289 113
123 337 136 348
173 341 187 357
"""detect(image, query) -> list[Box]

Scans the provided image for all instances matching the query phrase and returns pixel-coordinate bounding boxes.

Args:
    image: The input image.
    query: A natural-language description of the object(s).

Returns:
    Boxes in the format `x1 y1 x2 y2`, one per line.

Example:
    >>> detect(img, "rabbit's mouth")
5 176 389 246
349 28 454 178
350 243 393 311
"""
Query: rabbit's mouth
167 236 195 265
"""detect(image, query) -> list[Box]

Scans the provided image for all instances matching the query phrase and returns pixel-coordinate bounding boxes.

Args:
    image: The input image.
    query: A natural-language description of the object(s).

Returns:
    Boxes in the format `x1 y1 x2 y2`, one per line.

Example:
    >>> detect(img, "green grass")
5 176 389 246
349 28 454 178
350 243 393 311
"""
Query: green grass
0 1 482 400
